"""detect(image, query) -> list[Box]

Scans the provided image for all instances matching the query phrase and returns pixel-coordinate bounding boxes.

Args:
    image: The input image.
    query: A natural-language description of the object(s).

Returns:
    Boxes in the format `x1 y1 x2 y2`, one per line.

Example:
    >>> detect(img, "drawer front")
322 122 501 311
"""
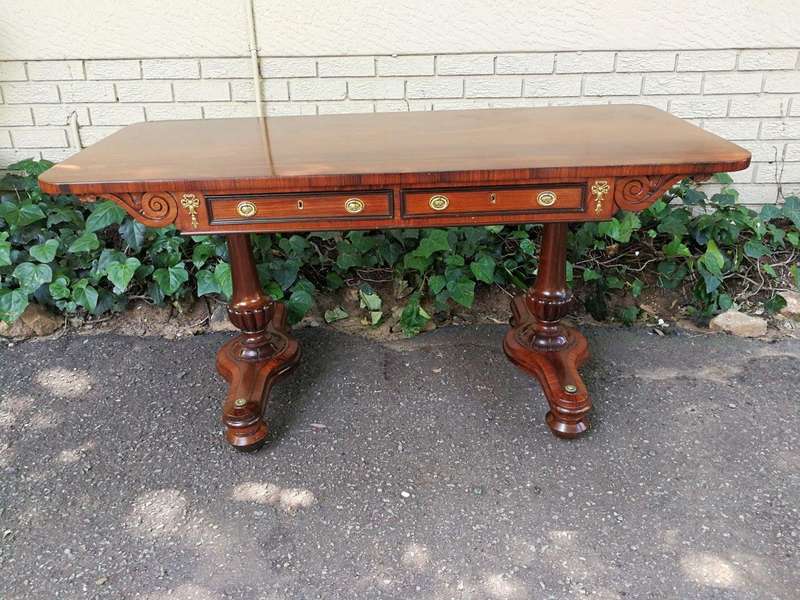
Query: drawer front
402 185 584 217
208 190 392 224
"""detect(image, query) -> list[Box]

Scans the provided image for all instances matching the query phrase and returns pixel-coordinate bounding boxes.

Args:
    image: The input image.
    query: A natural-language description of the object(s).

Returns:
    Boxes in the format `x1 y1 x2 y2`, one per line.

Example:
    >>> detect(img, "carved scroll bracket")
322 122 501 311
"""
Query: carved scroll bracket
78 192 180 228
614 175 685 211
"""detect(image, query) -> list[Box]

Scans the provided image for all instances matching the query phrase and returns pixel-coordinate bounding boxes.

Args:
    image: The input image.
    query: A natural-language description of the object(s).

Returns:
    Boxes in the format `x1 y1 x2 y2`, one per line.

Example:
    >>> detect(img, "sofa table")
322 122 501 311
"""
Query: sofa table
39 105 750 449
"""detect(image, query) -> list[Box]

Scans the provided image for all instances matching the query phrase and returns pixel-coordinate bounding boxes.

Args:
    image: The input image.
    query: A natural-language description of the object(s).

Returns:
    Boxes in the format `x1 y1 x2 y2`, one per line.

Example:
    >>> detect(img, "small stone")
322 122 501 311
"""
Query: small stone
400 491 410 498
208 304 236 332
779 291 800 319
709 310 767 337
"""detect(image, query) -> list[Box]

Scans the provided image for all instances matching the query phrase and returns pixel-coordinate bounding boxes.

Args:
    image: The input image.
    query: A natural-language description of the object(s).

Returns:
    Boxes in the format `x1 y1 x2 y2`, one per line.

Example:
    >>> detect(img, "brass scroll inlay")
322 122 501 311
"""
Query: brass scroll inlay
536 191 557 207
591 180 609 215
236 201 257 218
429 194 449 211
180 193 200 229
344 198 365 214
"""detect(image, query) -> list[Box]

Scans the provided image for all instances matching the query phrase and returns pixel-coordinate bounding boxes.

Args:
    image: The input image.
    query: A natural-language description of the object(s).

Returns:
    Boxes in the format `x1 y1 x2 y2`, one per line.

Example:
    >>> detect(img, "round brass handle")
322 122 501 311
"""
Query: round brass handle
429 194 449 211
236 201 257 218
537 191 557 207
344 198 365 214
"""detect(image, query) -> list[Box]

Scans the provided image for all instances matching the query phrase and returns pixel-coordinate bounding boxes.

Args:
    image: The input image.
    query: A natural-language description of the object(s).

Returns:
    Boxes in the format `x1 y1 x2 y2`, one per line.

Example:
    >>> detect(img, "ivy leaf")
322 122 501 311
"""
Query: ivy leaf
631 278 645 297
71 279 99 312
287 289 314 324
49 276 71 300
105 257 141 293
744 240 770 259
196 269 221 296
663 237 691 258
582 268 602 282
782 196 800 229
153 263 189 296
447 277 475 308
428 274 447 295
29 239 59 263
399 293 431 337
68 231 100 253
0 289 29 323
764 294 787 315
119 218 146 252
470 255 496 284
0 233 11 266
85 200 126 232
359 286 382 311
416 229 450 258
324 306 349 323
213 262 233 300
14 203 47 228
701 239 725 275
13 262 52 293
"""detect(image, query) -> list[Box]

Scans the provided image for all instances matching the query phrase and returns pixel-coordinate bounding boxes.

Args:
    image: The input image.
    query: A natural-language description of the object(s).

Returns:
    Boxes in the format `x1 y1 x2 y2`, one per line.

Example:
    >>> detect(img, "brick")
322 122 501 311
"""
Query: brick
729 164 755 183
677 51 737 71
85 60 141 80
27 60 84 81
739 50 798 71
376 56 434 76
764 72 800 93
60 81 116 102
259 58 316 78
90 104 145 125
465 76 521 98
265 103 317 116
616 52 676 72
144 103 203 121
12 128 69 148
32 105 90 126
201 58 251 79
406 77 463 99
375 100 430 112
607 97 669 110
584 74 642 96
523 75 581 97
669 97 728 118
2 83 59 104
0 62 26 81
741 141 784 162
785 143 800 161
556 52 614 73
643 73 702 95
0 149 42 165
549 98 610 107
348 79 404 99
703 72 762 94
0 106 33 126
755 162 800 183
760 119 800 139
174 80 229 102
142 59 199 79
495 53 554 75
116 81 172 102
729 97 786 118
202 103 257 119
290 79 346 101
230 80 289 102
39 148 77 162
318 101 374 115
702 119 760 140
318 57 374 77
79 126 121 146
0 130 11 148
792 98 800 116
437 54 493 75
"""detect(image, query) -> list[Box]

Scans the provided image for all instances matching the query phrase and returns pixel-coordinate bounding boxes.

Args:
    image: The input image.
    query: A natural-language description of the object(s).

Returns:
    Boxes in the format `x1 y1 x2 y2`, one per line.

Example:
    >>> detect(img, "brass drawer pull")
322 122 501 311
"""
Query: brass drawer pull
344 198 365 214
236 201 257 218
429 194 449 211
536 191 557 207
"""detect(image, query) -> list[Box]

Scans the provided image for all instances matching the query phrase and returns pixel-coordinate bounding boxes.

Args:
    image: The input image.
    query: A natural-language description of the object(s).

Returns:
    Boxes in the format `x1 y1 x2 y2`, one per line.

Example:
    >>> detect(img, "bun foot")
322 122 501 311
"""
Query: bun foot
546 411 590 439
226 420 269 451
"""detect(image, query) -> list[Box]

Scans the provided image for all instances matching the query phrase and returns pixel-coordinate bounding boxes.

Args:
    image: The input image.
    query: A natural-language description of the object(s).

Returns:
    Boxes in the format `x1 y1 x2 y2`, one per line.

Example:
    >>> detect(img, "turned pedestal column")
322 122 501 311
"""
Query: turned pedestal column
215 234 300 450
503 223 591 438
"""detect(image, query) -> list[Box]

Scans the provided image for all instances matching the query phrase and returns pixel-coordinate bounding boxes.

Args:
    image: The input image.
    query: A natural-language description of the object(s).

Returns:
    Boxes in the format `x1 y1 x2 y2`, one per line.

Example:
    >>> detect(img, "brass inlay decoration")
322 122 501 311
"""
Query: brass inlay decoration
429 194 449 211
180 193 200 228
297 200 304 210
564 384 578 394
537 191 557 207
489 192 497 204
236 201 257 218
344 198 365 214
234 398 247 408
591 180 609 215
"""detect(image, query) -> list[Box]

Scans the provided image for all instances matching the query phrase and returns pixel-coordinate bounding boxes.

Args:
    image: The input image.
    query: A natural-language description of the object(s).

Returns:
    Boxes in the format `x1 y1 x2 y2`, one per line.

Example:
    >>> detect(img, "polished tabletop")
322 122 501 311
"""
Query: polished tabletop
39 105 750 195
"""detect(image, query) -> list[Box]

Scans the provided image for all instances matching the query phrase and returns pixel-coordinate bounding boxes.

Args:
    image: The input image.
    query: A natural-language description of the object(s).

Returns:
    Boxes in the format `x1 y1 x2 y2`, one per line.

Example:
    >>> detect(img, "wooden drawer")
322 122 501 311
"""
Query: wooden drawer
208 190 393 224
401 185 585 217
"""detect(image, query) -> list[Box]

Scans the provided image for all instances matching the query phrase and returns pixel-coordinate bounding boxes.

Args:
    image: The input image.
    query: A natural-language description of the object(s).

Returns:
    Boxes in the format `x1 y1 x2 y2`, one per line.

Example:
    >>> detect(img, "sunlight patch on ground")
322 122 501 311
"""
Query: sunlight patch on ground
144 584 222 600
401 542 430 570
681 552 743 589
231 481 316 513
58 440 96 463
484 573 526 599
29 411 62 430
0 393 36 427
635 365 741 385
34 367 93 398
126 489 188 538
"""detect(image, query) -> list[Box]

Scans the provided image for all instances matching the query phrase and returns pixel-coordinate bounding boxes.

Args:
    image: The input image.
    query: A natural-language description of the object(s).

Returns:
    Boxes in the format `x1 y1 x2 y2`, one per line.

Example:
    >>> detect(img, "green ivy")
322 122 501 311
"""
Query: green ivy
1 159 798 334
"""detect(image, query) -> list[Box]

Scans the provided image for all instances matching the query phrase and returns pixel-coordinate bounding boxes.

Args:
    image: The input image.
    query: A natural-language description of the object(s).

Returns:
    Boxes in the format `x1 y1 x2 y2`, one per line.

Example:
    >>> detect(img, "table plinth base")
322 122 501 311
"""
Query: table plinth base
215 303 300 450
503 296 591 439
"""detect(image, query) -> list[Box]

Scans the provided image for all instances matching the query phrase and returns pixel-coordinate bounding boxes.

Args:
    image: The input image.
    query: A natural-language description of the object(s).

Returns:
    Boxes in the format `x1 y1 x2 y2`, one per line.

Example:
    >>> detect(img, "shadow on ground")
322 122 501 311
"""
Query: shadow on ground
0 325 798 599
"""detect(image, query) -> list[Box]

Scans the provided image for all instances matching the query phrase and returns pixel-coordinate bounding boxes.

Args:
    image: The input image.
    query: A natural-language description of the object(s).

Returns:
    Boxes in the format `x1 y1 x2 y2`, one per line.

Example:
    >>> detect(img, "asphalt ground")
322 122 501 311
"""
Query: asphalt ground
1 324 798 599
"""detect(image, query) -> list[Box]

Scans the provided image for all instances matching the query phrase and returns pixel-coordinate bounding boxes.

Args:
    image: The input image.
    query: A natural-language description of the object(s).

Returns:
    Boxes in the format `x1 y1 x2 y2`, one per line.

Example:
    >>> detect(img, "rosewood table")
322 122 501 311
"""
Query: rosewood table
39 105 750 449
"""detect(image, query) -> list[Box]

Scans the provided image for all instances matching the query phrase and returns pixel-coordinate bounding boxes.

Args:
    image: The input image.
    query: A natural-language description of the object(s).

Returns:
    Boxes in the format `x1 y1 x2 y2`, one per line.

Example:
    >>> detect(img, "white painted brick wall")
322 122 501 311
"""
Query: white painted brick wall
2 48 799 205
